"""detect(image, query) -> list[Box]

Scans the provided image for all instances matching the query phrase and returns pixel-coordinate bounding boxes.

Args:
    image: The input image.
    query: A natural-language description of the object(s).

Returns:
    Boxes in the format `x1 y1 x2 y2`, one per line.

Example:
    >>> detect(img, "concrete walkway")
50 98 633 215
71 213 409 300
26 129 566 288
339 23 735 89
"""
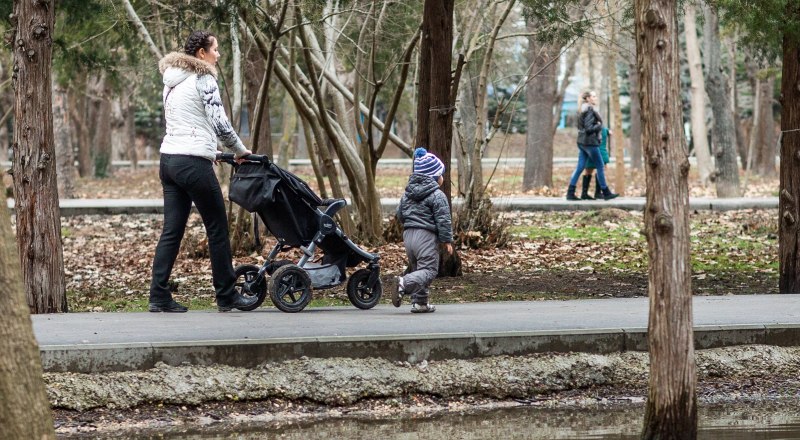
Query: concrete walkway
34 295 800 373
7 196 779 216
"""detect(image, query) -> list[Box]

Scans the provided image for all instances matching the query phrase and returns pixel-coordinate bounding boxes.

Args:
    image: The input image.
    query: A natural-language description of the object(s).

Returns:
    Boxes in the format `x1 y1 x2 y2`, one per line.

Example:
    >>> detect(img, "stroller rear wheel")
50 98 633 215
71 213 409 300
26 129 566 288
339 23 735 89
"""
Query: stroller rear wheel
233 264 267 311
346 268 382 310
269 264 313 313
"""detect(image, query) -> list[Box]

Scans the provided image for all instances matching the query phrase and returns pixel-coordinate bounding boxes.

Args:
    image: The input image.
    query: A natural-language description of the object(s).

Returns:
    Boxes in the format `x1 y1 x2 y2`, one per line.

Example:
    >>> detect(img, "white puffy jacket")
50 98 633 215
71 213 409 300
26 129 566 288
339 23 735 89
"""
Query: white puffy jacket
158 52 247 161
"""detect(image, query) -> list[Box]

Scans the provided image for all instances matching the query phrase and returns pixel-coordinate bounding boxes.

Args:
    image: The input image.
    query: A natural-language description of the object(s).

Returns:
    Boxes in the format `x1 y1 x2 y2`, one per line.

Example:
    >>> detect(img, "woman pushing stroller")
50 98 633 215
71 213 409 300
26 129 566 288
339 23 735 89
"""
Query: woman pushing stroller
148 30 258 313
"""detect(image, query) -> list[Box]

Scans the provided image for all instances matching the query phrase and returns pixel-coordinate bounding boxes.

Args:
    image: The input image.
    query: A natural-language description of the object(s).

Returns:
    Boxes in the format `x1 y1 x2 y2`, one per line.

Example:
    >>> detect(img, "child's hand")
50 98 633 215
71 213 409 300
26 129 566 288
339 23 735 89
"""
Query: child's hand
443 243 453 255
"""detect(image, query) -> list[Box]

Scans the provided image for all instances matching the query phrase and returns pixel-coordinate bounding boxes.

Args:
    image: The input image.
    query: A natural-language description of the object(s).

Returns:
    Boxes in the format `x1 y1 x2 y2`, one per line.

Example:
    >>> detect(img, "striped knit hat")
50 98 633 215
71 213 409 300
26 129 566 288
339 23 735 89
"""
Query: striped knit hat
412 147 445 178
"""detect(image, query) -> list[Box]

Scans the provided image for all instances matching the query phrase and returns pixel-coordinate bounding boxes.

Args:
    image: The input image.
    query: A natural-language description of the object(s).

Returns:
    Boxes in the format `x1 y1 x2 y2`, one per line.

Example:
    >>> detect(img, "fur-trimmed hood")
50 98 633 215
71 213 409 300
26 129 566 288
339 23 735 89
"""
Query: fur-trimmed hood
159 52 217 87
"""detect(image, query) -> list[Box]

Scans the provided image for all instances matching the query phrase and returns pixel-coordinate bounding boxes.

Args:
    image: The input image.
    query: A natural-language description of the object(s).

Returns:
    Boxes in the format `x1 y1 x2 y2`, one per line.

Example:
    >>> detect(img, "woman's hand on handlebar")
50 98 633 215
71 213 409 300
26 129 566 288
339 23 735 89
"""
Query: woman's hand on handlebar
234 149 252 164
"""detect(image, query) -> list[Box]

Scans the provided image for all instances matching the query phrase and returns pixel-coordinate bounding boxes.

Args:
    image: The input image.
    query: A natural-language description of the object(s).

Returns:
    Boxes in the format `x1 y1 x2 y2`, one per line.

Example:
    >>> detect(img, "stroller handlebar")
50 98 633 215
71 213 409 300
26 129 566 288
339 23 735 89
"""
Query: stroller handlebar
216 152 270 164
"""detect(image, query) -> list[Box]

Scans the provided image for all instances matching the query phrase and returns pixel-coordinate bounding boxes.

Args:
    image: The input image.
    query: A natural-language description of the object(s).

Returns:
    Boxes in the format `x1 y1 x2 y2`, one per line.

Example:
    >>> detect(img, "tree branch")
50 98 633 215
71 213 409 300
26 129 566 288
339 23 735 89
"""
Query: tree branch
122 0 162 61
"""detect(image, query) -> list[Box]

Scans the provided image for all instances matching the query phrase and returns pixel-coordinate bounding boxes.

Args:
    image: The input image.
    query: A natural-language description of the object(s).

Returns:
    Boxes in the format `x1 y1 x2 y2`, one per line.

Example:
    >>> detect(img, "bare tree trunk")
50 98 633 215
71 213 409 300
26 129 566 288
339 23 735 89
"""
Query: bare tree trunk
70 89 92 177
125 94 137 168
111 95 126 162
276 97 297 168
703 5 741 197
779 1 800 293
727 35 748 167
752 73 777 177
230 10 243 132
635 0 697 437
425 0 456 200
465 0 513 211
608 9 625 196
244 41 268 148
0 123 8 163
628 37 643 170
52 78 76 198
683 2 713 184
11 0 68 314
552 43 581 135
90 74 112 178
0 179 55 439
457 72 478 196
523 29 558 190
415 13 432 152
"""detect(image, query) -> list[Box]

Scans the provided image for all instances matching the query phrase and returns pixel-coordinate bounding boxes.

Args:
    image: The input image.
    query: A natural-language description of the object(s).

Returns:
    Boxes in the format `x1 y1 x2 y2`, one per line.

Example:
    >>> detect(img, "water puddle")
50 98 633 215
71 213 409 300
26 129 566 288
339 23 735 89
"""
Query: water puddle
104 402 800 439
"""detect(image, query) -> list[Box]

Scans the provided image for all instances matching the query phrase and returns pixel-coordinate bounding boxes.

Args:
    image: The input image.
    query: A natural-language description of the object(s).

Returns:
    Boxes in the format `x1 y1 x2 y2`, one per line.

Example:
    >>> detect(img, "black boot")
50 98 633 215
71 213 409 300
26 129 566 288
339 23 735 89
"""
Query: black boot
601 186 619 200
217 292 259 312
594 176 602 200
580 175 594 200
566 185 579 201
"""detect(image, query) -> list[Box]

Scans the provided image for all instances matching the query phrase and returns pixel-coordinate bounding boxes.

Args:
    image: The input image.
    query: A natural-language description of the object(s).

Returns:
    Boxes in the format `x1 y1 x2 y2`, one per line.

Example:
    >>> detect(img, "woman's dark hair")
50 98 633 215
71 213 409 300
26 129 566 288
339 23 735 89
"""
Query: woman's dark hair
184 30 216 57
581 91 594 102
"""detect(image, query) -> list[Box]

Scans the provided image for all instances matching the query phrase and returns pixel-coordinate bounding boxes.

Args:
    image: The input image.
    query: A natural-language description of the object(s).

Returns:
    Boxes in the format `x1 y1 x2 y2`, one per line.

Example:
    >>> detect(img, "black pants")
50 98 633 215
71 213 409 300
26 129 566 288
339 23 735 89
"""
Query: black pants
149 154 236 305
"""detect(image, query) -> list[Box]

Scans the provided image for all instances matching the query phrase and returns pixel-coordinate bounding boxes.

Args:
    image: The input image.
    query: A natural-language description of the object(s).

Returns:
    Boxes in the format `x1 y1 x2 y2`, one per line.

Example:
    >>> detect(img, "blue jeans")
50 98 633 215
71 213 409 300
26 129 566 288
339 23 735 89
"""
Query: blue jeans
569 144 609 190
149 154 237 305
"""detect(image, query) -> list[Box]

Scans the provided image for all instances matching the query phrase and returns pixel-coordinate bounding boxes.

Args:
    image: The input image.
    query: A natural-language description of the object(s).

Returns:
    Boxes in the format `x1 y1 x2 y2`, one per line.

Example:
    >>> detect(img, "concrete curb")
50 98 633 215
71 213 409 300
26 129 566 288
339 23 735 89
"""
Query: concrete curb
40 324 800 373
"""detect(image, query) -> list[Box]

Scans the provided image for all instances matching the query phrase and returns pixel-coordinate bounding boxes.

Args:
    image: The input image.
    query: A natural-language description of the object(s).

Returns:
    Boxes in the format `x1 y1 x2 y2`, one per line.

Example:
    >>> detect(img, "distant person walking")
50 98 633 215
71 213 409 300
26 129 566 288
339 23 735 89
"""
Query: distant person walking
566 91 618 201
148 30 257 313
580 126 610 200
389 147 454 313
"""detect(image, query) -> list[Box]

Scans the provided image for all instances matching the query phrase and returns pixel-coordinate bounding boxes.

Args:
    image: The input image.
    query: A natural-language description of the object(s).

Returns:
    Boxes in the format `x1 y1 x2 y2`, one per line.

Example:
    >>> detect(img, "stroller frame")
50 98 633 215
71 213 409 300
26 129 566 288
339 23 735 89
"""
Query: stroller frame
219 153 382 313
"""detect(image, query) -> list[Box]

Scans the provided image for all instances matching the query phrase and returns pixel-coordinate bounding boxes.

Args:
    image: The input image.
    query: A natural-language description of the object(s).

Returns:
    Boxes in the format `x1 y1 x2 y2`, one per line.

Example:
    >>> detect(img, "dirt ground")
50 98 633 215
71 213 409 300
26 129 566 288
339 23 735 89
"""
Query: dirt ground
32 156 777 312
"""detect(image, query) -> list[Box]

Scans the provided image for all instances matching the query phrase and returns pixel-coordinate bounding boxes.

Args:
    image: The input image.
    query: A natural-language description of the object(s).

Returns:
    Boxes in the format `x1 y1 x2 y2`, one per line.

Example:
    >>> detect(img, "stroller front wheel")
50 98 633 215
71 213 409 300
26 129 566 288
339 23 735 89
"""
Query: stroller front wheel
269 264 313 313
234 264 267 311
347 268 382 310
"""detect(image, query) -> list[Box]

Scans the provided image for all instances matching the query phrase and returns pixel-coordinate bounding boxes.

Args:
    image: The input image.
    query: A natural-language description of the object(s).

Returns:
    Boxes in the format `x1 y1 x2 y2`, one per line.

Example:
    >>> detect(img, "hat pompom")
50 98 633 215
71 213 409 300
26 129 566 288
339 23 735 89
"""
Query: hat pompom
414 147 427 158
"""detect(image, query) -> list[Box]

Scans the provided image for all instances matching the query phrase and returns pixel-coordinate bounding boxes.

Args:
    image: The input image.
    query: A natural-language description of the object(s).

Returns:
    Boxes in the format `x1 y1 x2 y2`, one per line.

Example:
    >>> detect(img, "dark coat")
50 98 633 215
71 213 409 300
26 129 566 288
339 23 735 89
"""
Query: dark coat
397 174 453 243
577 104 603 146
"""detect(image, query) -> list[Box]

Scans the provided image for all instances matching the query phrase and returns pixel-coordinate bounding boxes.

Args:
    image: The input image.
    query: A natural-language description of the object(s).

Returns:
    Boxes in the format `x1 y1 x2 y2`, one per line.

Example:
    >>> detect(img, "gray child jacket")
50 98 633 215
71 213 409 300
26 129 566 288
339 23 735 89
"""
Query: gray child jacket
397 174 453 243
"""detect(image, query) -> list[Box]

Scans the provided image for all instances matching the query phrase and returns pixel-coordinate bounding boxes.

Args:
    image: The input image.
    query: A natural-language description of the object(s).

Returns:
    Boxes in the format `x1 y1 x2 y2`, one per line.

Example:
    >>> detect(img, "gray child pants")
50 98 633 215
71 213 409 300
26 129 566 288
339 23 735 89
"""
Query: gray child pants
402 228 439 305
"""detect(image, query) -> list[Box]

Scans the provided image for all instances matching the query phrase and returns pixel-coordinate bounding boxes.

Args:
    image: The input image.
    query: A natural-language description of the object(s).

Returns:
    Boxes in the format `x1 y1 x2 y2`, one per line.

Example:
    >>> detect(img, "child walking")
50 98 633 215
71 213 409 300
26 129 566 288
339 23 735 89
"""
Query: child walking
390 147 454 313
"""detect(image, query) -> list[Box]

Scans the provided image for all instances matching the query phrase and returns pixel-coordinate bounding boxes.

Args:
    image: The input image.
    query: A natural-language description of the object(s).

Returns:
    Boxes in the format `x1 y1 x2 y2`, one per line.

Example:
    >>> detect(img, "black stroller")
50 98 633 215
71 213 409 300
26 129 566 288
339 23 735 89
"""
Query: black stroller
217 153 382 313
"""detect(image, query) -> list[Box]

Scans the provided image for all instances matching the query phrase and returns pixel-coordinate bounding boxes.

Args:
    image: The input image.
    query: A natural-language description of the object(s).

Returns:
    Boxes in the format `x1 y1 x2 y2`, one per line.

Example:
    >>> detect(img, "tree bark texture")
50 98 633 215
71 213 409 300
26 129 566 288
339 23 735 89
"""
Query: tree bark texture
229 12 243 132
414 16 432 152
608 13 625 196
683 3 713 184
635 0 697 438
89 74 112 178
0 178 55 439
628 37 643 170
752 74 777 177
11 0 68 314
779 2 800 294
244 43 271 153
727 36 748 167
52 79 76 198
552 43 581 135
70 89 92 177
523 28 557 190
457 73 478 197
422 0 455 201
110 95 126 162
703 5 740 197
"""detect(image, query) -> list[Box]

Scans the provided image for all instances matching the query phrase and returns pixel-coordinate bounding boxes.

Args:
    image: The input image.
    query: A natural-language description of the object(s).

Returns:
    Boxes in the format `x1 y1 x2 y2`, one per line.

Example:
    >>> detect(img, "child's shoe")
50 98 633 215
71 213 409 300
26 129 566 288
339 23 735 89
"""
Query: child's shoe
411 303 436 313
390 276 405 307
